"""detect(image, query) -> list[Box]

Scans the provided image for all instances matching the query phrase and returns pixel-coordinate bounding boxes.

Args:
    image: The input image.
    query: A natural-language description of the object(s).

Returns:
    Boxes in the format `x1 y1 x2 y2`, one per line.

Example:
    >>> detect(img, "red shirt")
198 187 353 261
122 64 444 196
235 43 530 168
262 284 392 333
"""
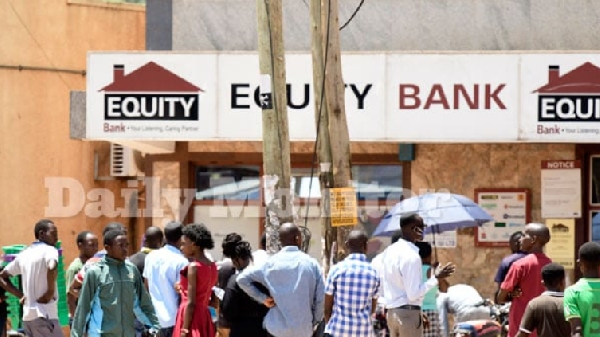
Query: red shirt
500 252 552 337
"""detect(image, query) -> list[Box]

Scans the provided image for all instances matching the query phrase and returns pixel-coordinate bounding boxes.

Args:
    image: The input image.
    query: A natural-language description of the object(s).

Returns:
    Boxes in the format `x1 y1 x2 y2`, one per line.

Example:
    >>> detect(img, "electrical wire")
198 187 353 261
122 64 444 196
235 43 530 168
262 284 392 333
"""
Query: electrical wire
302 0 332 242
6 0 73 90
340 0 365 31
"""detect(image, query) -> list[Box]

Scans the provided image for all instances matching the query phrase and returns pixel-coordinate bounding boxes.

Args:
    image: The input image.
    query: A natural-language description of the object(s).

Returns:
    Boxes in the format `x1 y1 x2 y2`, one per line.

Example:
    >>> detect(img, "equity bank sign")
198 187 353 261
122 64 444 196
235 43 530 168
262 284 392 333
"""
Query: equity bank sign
85 52 600 142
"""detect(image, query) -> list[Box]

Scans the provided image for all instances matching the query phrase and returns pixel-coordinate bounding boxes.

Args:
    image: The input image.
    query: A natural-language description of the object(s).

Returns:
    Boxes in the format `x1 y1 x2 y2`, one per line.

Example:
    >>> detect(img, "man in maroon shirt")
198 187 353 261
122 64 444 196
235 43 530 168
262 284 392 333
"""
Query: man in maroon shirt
497 223 552 337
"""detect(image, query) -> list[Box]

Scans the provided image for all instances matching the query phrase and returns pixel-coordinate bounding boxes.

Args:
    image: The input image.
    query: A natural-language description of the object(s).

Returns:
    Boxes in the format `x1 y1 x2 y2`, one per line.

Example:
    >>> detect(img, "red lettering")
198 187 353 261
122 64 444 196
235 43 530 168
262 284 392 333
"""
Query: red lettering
424 84 449 109
399 84 420 109
453 84 479 109
485 84 506 109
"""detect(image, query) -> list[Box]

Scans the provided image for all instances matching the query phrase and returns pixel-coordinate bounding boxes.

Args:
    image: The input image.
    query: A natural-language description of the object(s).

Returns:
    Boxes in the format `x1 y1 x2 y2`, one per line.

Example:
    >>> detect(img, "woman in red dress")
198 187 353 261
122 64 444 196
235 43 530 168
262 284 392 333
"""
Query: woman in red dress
174 223 218 337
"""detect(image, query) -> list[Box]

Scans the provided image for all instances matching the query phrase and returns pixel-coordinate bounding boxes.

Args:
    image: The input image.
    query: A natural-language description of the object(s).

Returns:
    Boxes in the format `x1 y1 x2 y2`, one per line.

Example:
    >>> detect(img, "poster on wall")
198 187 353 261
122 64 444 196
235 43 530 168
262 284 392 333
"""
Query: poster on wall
541 160 582 219
474 188 531 247
545 218 576 269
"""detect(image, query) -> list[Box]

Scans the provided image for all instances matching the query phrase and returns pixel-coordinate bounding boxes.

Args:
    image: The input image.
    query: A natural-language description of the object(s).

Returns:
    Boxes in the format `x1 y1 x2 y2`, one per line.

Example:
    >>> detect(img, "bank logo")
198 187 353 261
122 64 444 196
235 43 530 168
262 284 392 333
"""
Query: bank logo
100 62 203 121
535 62 600 122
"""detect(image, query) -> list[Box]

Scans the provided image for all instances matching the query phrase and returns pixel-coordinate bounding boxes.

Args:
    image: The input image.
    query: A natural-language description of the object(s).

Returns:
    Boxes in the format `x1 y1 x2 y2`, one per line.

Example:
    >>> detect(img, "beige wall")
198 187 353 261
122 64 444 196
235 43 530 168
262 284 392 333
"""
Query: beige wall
0 0 145 265
412 143 575 299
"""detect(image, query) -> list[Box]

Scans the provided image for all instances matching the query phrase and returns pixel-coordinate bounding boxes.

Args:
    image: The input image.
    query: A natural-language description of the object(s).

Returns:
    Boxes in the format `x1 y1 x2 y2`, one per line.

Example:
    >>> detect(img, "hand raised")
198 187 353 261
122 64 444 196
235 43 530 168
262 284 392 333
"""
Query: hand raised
434 262 456 279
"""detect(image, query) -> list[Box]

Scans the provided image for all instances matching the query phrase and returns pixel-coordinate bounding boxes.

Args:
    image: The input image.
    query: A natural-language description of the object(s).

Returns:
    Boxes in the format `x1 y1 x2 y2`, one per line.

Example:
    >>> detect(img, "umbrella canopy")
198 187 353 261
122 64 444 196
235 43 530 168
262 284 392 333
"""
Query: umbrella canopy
373 193 493 237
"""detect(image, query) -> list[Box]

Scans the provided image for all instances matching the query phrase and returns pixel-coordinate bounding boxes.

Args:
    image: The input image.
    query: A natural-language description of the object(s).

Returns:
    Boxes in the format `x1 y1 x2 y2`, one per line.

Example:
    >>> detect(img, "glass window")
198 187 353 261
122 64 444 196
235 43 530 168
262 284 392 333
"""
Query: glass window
591 156 600 205
292 165 403 202
195 166 260 201
352 165 403 202
592 211 600 242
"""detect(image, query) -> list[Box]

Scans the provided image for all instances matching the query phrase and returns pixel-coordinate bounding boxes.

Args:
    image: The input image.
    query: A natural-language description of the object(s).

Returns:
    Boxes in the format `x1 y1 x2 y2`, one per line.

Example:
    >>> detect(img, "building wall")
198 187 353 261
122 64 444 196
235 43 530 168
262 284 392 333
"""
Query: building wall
169 0 600 51
0 0 145 265
411 143 575 299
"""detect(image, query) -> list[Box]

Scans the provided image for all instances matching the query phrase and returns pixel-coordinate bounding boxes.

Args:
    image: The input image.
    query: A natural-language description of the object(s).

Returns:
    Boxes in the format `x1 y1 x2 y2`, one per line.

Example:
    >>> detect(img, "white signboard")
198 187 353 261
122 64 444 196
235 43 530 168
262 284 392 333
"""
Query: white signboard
423 230 457 248
86 52 600 142
475 189 529 247
541 160 582 218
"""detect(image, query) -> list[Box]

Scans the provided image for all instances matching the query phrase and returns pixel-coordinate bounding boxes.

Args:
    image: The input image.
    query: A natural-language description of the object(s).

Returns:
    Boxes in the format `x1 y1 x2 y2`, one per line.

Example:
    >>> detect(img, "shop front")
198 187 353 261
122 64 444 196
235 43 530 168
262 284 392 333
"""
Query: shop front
74 51 600 298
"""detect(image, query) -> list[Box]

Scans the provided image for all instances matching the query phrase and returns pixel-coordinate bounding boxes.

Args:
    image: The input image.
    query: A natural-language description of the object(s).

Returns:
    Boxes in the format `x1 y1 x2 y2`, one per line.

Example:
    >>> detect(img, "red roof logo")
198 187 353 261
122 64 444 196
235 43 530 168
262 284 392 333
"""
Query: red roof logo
534 62 600 94
100 62 203 92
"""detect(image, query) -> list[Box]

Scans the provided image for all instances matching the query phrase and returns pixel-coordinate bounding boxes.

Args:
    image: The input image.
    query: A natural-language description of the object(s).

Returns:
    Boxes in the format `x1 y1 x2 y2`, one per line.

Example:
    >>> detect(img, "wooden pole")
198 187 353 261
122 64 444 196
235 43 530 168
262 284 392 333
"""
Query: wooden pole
322 0 353 259
257 0 293 254
309 0 336 274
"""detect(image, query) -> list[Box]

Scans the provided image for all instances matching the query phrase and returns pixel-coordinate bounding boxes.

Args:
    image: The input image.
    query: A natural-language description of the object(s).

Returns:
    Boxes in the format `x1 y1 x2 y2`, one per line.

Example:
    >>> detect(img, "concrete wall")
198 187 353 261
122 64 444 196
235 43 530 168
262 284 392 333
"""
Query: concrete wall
0 0 145 265
169 0 600 51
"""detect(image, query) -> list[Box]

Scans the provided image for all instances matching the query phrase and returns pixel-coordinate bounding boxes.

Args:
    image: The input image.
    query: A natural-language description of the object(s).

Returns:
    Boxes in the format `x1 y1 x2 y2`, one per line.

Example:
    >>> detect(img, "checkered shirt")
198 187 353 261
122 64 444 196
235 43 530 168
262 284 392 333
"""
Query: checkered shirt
325 253 380 337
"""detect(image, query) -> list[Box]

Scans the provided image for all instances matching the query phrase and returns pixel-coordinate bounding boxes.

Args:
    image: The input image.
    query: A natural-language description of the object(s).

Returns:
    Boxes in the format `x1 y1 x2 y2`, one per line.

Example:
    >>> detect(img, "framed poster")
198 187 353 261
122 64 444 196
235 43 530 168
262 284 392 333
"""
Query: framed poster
474 188 531 247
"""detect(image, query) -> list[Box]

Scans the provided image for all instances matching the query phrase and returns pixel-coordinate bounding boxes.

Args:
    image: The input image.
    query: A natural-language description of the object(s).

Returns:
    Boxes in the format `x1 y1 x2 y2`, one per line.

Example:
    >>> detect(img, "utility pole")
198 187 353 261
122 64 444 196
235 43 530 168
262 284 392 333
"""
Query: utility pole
309 0 336 274
257 0 294 254
310 0 353 271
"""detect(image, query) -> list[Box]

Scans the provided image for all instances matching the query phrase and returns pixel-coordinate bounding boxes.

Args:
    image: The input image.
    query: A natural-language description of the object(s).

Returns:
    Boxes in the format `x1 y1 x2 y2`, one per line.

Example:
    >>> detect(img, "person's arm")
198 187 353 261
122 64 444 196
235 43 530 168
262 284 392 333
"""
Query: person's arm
67 278 83 318
402 255 439 302
181 263 197 337
437 293 450 337
236 265 272 306
71 268 98 337
564 287 583 337
134 268 160 332
324 294 334 323
0 266 23 300
312 264 325 325
498 263 522 304
516 301 537 337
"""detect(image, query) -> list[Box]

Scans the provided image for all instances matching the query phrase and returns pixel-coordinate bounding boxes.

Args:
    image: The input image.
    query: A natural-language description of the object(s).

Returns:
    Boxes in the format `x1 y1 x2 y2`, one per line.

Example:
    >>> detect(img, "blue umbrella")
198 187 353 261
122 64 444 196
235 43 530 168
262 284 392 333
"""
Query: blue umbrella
373 193 493 237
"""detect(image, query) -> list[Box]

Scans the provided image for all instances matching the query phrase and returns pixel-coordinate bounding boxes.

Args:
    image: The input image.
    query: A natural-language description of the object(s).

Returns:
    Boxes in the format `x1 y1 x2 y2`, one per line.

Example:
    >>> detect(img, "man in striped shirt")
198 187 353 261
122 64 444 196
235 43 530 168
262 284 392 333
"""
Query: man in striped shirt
324 230 381 337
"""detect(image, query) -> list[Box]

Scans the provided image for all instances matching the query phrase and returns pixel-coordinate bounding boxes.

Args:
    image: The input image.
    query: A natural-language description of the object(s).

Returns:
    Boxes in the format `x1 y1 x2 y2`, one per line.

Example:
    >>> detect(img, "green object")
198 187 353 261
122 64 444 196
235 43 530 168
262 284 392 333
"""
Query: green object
2 242 70 327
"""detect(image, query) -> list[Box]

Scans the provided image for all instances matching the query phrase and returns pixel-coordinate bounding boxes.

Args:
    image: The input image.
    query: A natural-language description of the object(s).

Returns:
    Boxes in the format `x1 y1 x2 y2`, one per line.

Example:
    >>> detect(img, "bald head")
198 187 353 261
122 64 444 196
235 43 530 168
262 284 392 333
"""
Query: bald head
145 226 164 249
346 230 368 254
526 223 550 245
279 223 301 247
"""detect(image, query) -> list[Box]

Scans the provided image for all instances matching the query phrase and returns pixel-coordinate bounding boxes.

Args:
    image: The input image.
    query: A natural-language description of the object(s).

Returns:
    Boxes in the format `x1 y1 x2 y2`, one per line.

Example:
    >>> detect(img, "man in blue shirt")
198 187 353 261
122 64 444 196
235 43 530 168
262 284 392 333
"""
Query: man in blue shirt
494 231 526 302
237 223 325 337
324 230 380 337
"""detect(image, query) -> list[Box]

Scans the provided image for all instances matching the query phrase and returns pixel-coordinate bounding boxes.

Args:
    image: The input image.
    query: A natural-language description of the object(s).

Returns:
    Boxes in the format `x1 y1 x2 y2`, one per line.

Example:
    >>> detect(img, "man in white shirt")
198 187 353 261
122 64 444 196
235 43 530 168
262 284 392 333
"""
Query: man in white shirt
0 219 64 337
252 233 270 267
437 283 491 337
143 221 188 337
380 213 455 337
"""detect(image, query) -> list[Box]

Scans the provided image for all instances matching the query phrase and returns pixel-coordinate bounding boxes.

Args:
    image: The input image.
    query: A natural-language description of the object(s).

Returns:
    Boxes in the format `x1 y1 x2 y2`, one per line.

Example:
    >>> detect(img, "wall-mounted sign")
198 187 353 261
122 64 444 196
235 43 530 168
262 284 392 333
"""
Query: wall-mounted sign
474 188 531 247
541 160 582 219
423 230 457 248
329 188 358 227
85 52 600 143
545 218 576 269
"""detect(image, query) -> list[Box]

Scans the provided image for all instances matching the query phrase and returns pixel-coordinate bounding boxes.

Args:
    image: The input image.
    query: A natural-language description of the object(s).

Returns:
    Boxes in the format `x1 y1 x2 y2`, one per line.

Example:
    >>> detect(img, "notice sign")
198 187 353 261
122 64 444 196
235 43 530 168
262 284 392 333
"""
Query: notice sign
545 218 576 269
475 188 530 247
329 188 358 227
541 160 582 218
423 230 457 248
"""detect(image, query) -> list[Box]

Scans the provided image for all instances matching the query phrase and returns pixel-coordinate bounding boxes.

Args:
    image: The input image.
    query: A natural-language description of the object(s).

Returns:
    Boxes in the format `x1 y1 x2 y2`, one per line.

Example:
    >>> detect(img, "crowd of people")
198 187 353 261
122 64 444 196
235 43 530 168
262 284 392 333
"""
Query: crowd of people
0 215 598 337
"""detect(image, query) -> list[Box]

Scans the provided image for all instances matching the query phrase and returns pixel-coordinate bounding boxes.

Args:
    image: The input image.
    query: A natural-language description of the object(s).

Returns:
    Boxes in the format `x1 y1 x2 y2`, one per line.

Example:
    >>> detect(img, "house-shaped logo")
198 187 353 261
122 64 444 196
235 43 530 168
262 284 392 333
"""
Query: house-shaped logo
100 62 202 121
551 223 569 233
534 62 600 122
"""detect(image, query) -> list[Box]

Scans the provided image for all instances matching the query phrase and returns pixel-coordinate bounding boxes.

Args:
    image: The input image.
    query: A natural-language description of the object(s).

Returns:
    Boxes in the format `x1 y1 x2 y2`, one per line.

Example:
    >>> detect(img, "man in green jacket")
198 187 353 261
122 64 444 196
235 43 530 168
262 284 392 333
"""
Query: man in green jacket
71 229 160 337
